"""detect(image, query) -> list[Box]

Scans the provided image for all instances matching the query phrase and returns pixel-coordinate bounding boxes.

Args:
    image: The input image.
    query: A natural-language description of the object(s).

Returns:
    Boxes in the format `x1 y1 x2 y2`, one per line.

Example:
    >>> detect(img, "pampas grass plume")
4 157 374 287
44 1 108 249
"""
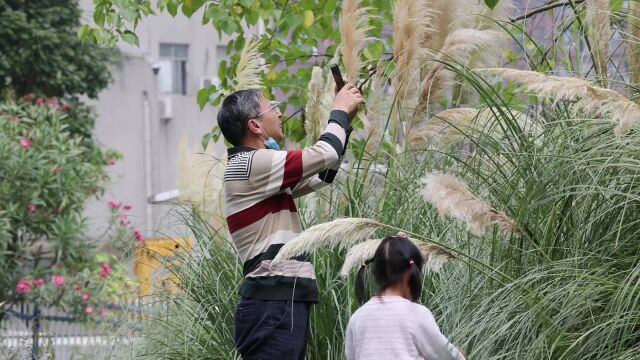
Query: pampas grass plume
272 218 384 264
393 0 433 99
480 68 640 135
340 0 372 84
235 36 266 91
586 0 610 78
420 172 518 236
177 136 227 233
305 67 333 143
414 29 502 121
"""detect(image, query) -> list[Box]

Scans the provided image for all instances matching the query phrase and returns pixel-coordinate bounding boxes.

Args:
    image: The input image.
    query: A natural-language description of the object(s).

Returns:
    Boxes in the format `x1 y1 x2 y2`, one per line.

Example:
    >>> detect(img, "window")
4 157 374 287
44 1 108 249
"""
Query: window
158 43 188 95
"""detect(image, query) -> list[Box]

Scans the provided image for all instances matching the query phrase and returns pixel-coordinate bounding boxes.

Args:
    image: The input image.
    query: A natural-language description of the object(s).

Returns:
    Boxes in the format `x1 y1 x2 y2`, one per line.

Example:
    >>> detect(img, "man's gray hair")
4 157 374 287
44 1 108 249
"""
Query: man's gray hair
217 89 262 146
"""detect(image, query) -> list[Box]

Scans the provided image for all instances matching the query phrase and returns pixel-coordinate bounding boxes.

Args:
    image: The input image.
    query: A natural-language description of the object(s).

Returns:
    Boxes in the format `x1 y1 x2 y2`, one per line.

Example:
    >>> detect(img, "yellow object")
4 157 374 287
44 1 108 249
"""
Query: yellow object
134 238 193 297
266 68 278 81
303 10 315 29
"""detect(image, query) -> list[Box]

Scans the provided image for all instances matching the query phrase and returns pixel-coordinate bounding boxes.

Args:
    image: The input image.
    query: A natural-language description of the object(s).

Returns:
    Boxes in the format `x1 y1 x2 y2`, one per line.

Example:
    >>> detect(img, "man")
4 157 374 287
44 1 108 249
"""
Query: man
217 84 364 359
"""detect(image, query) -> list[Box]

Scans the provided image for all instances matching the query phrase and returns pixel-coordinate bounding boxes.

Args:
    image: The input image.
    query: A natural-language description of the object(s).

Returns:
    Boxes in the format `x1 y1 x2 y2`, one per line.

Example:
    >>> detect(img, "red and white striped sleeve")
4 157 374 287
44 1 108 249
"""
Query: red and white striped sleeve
248 110 350 195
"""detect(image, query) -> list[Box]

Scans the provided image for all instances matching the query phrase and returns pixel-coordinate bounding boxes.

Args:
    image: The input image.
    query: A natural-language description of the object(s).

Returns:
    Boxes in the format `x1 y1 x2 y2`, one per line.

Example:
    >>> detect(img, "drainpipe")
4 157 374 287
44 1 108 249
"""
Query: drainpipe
142 91 153 232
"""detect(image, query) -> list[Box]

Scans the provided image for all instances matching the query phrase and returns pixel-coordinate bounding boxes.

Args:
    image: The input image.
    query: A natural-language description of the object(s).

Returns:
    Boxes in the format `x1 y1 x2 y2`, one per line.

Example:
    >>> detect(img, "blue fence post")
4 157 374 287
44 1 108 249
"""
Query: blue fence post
31 304 40 360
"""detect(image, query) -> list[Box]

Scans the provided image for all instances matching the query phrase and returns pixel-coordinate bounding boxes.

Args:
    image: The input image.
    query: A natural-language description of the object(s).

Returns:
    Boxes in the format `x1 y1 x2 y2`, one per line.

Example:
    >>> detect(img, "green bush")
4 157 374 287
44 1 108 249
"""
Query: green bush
0 99 120 313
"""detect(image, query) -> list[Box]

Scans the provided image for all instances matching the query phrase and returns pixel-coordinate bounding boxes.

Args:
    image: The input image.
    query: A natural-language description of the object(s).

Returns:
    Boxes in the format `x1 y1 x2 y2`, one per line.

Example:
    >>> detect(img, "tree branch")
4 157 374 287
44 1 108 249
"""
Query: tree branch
510 0 587 23
277 54 332 63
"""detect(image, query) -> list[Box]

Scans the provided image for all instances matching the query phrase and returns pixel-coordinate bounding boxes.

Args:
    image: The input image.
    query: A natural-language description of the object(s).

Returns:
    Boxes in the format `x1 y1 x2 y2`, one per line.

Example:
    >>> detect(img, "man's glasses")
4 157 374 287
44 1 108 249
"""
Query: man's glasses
256 101 282 118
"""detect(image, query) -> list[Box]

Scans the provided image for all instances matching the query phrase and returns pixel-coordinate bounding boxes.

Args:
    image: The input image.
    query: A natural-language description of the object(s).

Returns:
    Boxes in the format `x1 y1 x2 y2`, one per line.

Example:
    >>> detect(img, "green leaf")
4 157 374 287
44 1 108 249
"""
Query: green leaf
158 0 169 11
234 36 246 52
484 0 499 10
197 86 212 110
77 25 92 42
93 8 106 27
121 30 140 46
201 131 211 150
213 93 223 106
246 9 260 25
218 60 227 80
167 0 178 17
221 19 236 35
324 0 337 12
182 0 206 18
121 8 138 22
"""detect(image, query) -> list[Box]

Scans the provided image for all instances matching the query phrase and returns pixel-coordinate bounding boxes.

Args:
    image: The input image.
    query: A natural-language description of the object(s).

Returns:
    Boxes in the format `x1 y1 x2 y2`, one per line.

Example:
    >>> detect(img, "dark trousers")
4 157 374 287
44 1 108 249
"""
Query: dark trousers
234 297 311 360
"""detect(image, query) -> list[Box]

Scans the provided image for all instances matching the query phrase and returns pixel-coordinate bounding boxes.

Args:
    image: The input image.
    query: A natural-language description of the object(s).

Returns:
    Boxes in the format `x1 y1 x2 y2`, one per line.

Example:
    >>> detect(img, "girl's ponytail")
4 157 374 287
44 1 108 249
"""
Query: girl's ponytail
355 258 373 305
406 258 423 302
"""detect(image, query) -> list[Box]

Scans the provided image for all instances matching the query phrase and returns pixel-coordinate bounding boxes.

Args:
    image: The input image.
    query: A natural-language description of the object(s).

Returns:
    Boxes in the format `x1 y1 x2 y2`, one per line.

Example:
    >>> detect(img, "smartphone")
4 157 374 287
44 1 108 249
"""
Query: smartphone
330 64 346 92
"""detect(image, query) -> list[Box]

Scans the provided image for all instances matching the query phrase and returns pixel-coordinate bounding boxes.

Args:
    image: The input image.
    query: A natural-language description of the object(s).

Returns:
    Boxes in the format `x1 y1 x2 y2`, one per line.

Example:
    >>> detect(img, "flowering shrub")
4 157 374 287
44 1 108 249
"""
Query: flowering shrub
106 200 145 252
0 99 123 316
13 252 133 321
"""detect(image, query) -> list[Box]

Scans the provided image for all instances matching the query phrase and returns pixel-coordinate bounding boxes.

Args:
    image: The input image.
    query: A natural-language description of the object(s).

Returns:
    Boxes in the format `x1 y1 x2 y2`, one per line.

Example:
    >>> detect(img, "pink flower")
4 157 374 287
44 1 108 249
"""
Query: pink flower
99 308 107 317
20 138 31 149
107 200 120 210
47 98 59 107
36 97 44 105
133 229 144 242
118 214 129 225
27 203 37 213
122 204 132 211
35 279 45 287
108 159 116 165
100 262 112 278
74 284 82 291
16 279 32 294
53 167 61 174
52 275 65 287
82 293 90 301
84 306 94 314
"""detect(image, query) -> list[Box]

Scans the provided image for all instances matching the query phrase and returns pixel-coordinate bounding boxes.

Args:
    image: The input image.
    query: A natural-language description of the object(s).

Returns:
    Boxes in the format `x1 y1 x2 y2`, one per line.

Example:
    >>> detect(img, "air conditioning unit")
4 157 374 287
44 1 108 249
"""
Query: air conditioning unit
199 77 218 89
159 97 173 121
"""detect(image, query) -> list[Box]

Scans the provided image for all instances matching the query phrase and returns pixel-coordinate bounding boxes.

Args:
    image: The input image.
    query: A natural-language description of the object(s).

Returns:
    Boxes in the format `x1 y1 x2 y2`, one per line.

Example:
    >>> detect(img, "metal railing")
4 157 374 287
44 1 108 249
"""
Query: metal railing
1 298 167 360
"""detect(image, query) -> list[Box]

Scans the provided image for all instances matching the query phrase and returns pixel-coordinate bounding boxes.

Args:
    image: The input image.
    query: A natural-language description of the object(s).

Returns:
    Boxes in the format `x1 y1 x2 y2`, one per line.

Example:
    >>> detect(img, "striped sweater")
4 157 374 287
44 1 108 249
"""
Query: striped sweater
223 110 351 302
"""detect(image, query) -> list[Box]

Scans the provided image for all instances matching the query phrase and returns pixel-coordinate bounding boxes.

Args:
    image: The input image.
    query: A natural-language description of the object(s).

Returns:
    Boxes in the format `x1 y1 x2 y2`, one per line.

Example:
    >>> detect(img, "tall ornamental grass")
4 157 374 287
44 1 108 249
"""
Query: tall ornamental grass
113 1 640 359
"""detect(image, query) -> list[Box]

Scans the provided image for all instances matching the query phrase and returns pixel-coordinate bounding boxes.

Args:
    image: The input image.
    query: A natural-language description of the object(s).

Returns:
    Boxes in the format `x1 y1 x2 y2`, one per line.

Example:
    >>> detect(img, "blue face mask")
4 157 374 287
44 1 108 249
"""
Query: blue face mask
252 120 281 151
264 137 281 151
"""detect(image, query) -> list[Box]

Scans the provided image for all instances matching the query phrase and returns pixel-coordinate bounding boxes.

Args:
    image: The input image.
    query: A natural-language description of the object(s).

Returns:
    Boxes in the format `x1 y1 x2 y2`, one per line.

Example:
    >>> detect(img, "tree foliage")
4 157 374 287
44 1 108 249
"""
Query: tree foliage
0 0 113 98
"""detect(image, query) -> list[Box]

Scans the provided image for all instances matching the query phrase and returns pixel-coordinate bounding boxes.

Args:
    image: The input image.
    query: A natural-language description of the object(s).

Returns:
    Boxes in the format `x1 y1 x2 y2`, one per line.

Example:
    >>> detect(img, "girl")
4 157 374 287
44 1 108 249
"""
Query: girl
345 235 466 360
